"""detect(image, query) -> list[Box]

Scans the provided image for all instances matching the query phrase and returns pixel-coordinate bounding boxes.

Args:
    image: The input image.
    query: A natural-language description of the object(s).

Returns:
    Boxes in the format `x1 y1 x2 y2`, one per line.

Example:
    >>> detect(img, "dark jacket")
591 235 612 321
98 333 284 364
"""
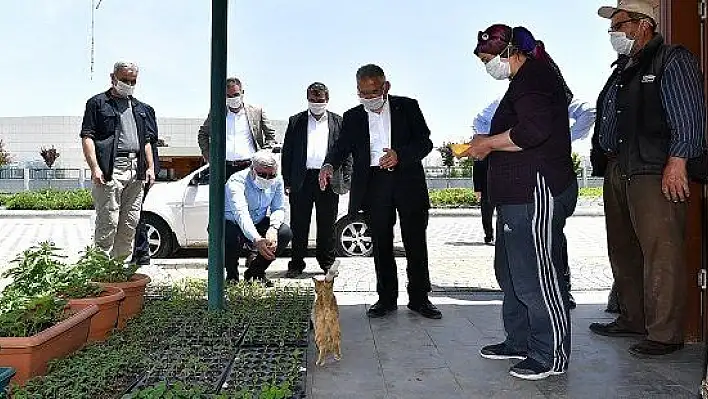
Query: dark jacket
591 34 708 181
197 104 276 159
324 95 433 214
144 104 160 175
281 110 352 195
488 58 576 205
80 90 151 181
472 159 488 193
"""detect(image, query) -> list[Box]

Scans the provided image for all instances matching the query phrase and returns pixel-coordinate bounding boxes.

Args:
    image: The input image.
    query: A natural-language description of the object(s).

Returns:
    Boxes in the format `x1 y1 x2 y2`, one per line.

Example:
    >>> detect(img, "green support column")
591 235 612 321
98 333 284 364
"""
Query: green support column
207 0 228 310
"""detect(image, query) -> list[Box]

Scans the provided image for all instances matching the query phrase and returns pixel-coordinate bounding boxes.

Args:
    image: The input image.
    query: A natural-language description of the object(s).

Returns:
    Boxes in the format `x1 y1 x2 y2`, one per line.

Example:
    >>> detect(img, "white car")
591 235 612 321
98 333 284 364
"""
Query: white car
141 164 373 258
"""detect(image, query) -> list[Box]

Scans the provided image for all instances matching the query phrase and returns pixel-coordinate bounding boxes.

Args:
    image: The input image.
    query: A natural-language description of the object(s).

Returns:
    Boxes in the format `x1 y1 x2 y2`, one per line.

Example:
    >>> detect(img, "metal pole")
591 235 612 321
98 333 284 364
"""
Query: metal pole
207 0 228 310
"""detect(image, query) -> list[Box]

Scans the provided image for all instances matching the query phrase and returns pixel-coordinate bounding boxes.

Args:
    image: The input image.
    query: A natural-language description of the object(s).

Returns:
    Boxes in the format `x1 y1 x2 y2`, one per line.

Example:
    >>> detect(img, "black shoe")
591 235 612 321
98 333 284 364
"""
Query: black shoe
480 343 527 360
134 255 151 266
568 293 577 310
407 300 442 319
245 274 273 288
367 301 397 318
484 236 494 245
285 268 304 278
509 358 564 381
628 340 684 357
589 321 646 338
605 306 620 314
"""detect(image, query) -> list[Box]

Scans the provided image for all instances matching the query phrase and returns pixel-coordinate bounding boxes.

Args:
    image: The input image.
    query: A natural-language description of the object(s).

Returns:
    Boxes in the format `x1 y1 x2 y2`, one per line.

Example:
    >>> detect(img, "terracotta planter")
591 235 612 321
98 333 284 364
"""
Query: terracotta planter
0 304 98 385
97 273 150 329
67 286 125 342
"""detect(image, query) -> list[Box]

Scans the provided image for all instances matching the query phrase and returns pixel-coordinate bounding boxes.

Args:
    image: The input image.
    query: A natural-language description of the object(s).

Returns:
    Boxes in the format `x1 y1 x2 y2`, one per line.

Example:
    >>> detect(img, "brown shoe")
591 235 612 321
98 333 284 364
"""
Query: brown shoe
589 321 646 337
629 340 684 356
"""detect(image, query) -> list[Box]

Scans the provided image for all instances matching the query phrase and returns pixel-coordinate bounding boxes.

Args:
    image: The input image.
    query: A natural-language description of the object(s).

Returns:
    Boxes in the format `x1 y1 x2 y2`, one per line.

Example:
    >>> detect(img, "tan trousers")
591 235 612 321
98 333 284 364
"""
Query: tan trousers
91 157 144 260
604 159 687 344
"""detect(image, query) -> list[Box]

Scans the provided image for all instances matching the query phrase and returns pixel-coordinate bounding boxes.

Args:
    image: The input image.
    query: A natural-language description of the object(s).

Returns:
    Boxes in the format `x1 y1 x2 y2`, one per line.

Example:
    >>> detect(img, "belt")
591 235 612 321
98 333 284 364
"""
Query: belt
370 166 394 173
226 159 252 167
605 152 618 161
116 151 137 159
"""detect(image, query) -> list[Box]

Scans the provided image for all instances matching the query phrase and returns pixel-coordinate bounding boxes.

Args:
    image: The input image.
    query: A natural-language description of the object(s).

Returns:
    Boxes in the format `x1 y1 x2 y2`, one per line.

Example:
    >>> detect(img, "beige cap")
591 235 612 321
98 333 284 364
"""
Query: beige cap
598 0 657 21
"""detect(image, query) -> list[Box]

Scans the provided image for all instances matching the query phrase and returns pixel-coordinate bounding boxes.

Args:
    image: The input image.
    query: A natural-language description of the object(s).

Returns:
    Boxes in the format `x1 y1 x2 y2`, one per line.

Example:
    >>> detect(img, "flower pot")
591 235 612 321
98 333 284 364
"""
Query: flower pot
98 273 151 329
0 367 16 397
67 286 125 342
0 304 98 385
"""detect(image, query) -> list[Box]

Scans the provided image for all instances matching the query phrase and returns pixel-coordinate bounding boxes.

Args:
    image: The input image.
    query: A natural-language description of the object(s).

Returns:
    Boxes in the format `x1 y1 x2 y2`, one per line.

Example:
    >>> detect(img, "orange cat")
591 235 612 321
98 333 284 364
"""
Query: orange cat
312 262 341 366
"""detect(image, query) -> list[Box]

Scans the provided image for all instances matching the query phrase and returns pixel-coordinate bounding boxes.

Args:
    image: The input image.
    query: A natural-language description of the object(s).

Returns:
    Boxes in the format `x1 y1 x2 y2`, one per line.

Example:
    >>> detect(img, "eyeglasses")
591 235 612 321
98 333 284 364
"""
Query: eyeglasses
255 170 276 180
609 19 637 32
357 83 386 98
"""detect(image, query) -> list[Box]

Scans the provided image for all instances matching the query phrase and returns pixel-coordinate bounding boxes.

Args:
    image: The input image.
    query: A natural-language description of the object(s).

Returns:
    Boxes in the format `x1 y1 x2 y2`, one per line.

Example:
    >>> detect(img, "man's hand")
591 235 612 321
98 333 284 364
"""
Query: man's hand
255 238 276 261
475 192 482 202
379 148 398 169
284 186 291 196
203 155 209 163
662 157 690 203
265 227 278 251
91 167 105 185
145 168 156 187
462 136 492 160
319 165 334 191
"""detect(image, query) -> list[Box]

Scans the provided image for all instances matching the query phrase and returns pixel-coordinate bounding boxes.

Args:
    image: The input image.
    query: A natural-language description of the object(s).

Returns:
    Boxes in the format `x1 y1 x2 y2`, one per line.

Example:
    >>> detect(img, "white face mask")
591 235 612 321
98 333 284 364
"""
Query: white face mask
610 31 635 55
113 80 135 97
252 171 274 190
226 96 242 109
308 102 327 116
485 55 512 80
360 96 386 112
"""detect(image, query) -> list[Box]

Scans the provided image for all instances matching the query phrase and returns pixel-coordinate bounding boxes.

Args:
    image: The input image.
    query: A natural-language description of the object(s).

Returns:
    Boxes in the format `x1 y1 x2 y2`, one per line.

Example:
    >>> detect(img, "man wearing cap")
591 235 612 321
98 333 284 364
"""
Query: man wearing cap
589 0 706 356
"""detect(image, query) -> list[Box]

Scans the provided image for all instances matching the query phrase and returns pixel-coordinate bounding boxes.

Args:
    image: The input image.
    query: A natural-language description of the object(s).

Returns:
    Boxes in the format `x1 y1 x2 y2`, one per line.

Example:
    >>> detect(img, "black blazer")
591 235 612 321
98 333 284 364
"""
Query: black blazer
324 95 433 214
144 104 160 175
281 110 352 194
472 159 487 193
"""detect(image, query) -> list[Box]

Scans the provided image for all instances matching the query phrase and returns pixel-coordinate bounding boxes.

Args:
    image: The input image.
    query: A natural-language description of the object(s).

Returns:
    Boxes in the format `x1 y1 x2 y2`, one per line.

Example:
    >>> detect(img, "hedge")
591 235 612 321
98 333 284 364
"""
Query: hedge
3 189 94 210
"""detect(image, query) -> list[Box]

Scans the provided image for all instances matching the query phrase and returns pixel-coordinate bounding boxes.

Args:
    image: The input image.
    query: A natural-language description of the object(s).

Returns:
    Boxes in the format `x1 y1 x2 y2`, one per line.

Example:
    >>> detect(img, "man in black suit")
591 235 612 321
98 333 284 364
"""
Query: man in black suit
281 82 352 277
319 64 441 319
132 103 160 265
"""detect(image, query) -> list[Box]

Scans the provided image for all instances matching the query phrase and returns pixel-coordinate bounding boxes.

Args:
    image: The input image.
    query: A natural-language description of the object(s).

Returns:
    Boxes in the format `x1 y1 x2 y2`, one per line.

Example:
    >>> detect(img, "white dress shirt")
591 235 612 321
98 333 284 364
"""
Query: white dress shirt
306 111 330 170
225 108 256 161
366 98 391 166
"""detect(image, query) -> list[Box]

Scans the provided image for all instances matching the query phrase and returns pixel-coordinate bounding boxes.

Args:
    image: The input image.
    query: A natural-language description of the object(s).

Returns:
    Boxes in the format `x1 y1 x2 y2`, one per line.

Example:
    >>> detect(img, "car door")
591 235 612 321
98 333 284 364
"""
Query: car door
182 167 210 246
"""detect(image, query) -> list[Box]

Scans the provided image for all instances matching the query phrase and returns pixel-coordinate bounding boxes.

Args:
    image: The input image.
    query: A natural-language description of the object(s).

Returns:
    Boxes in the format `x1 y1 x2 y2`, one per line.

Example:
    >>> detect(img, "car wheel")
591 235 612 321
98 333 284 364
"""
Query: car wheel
335 214 373 257
143 213 175 258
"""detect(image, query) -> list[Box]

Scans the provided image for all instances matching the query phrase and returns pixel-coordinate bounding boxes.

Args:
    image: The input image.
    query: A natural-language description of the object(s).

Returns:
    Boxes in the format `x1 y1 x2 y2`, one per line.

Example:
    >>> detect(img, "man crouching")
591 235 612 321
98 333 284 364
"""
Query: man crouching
224 151 292 286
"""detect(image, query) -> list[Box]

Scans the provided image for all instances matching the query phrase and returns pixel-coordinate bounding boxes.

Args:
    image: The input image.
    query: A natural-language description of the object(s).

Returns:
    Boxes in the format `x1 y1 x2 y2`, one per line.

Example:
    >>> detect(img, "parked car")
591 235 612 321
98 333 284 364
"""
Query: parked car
141 164 374 258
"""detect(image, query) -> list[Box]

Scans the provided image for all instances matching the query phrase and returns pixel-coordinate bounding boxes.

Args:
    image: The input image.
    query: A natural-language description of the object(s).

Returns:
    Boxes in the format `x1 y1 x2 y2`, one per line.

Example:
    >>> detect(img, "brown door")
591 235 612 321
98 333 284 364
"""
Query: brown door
658 0 706 343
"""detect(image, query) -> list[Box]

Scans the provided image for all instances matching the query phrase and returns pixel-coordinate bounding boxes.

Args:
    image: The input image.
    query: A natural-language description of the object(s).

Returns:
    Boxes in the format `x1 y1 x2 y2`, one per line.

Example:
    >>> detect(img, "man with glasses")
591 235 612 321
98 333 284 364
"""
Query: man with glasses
224 151 292 286
80 61 155 261
319 64 441 319
589 0 706 356
198 77 276 178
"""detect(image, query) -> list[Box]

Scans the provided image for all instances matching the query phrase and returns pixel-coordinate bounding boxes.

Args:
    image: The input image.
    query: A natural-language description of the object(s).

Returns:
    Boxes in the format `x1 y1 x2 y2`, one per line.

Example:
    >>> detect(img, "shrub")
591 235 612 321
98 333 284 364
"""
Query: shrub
5 189 93 210
429 188 478 208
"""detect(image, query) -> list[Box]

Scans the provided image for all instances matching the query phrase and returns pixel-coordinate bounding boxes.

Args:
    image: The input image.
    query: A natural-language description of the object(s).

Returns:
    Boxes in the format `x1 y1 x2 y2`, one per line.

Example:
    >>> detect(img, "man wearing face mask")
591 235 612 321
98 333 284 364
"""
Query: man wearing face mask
319 64 441 320
198 77 276 178
224 151 292 285
80 61 155 261
281 82 352 278
588 1 707 357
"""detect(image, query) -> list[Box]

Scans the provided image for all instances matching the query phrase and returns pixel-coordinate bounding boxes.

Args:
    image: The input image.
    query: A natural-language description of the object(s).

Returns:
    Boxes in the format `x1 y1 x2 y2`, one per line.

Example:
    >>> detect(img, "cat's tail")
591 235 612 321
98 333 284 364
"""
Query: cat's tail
325 260 340 281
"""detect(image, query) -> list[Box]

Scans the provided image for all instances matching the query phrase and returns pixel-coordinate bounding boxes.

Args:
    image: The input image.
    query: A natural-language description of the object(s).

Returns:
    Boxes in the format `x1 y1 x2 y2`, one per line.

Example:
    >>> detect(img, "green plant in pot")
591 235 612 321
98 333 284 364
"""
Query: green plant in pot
75 246 150 329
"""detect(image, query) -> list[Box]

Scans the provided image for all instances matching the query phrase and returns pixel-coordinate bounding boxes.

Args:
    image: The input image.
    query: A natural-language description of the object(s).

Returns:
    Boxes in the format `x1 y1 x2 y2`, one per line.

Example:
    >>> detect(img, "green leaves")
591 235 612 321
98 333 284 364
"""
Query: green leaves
0 295 66 337
74 246 137 283
429 188 479 208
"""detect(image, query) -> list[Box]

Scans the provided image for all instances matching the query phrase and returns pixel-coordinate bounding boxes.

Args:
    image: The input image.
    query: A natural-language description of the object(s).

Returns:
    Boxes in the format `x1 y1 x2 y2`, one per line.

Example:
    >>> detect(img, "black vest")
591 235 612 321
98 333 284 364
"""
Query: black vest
592 35 678 178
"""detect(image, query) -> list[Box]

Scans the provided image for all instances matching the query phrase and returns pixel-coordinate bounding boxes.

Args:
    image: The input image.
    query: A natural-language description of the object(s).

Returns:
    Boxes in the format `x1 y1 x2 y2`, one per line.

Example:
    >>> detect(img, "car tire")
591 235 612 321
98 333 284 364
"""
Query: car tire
334 214 373 257
143 213 175 258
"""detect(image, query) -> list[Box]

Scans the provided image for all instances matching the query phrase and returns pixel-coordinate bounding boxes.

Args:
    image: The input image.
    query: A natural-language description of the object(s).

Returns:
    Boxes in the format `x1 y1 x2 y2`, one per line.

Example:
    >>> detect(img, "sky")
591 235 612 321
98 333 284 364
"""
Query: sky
0 0 617 152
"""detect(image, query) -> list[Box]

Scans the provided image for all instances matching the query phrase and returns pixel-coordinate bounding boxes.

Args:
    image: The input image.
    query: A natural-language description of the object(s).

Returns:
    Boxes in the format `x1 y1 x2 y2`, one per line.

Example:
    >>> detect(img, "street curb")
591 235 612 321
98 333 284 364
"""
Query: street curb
0 210 95 218
429 207 604 217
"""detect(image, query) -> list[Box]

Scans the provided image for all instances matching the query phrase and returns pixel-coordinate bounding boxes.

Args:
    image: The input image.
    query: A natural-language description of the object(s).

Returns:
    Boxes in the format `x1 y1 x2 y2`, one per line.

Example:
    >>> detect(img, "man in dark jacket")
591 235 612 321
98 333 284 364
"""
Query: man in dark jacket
319 64 441 320
281 82 352 277
589 1 706 357
80 61 155 260
132 104 160 265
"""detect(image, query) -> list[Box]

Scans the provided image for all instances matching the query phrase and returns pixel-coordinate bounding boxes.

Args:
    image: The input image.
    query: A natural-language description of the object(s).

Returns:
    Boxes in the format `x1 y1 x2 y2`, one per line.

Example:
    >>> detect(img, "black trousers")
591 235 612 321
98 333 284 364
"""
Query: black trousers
224 217 292 280
366 168 431 305
132 184 152 260
480 189 494 239
288 170 338 270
